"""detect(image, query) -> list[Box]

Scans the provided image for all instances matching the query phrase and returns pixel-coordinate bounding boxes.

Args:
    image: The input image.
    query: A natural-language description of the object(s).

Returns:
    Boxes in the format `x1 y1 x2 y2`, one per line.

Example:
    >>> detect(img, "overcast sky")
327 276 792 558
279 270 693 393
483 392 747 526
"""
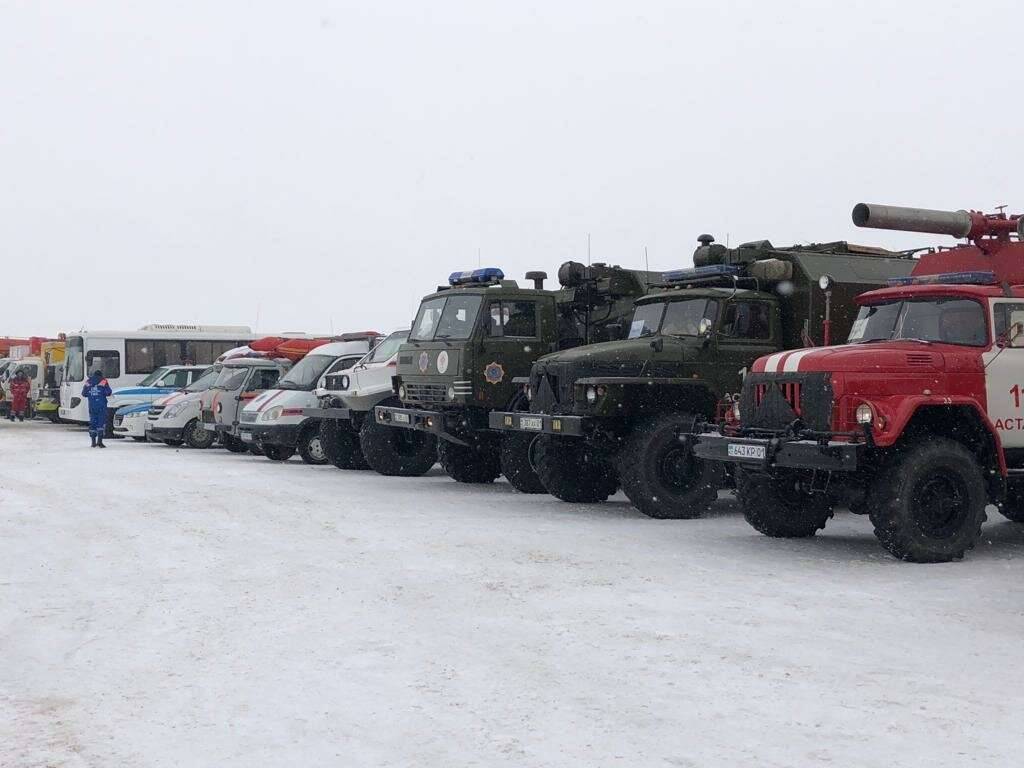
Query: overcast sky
1 1 1020 338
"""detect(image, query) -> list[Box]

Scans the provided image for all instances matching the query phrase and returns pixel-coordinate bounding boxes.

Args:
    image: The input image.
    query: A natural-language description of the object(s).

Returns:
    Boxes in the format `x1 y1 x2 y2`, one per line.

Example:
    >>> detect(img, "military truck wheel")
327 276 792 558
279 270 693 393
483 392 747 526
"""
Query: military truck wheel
359 405 437 476
738 469 833 538
617 412 722 519
320 418 369 469
184 419 216 449
297 424 329 465
438 439 501 484
221 435 249 453
263 444 295 461
868 438 986 563
535 435 618 503
500 434 546 494
999 483 1024 522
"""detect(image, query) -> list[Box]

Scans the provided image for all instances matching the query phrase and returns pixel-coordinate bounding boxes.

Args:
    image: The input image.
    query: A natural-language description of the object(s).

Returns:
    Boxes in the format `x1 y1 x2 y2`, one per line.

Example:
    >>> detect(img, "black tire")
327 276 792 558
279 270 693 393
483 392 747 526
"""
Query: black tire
263 443 295 461
48 411 61 424
868 438 987 563
500 433 546 494
249 442 265 456
222 434 249 453
738 469 833 538
297 423 329 465
359 402 437 477
105 408 118 438
320 418 369 470
184 419 216 449
164 439 183 447
616 411 723 519
999 483 1024 522
132 436 147 442
535 435 619 503
438 439 501 484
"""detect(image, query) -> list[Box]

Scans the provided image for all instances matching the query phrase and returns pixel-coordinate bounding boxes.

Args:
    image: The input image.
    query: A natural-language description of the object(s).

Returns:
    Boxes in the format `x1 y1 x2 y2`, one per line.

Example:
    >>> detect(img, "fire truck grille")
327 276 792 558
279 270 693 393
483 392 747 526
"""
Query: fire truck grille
740 372 832 432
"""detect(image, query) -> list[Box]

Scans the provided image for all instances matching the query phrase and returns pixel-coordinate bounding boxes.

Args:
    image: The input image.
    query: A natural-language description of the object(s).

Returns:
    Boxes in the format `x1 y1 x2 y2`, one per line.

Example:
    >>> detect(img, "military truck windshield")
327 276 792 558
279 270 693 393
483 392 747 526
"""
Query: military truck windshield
628 299 720 338
410 295 482 341
212 367 249 390
278 354 336 391
849 298 987 347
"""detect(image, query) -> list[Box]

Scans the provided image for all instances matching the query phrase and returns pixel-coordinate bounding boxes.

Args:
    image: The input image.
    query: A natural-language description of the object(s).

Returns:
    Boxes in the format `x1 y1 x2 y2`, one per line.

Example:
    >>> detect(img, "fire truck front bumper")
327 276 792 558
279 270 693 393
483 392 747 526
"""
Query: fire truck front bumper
693 430 863 473
487 410 587 437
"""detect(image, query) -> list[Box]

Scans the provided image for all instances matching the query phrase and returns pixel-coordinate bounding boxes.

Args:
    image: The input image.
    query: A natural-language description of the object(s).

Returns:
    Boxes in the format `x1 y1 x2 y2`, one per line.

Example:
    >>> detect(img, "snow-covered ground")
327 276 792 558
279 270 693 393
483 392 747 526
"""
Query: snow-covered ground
2 422 1024 767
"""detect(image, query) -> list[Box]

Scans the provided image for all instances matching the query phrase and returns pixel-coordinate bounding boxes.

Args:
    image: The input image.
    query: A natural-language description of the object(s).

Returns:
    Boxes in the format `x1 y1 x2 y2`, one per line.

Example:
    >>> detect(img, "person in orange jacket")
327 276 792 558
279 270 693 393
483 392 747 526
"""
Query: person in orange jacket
8 369 31 422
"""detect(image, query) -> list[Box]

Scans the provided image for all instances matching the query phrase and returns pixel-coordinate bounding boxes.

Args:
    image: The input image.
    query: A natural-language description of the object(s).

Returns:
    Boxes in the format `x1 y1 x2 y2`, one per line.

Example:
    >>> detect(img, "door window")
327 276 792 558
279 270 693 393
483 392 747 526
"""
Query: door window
160 370 192 388
720 302 772 340
245 369 280 392
488 301 537 337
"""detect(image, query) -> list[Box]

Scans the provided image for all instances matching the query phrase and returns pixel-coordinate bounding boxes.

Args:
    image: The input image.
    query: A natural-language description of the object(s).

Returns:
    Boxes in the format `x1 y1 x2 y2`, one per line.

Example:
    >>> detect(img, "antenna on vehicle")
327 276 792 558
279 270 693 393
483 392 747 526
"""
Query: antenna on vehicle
644 245 650 289
587 233 591 266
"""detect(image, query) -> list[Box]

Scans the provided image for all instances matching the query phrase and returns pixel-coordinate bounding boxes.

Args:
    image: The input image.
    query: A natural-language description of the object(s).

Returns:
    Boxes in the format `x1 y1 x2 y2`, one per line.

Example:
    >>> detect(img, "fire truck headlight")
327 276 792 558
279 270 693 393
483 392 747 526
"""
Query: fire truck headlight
855 402 874 425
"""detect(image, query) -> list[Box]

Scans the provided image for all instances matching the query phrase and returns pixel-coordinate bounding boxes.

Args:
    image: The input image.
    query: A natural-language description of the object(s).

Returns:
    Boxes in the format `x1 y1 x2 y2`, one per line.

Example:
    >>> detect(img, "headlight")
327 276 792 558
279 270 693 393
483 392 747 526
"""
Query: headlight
855 402 874 425
526 385 532 401
262 406 283 421
447 385 456 401
398 384 407 400
732 400 741 420
586 386 597 404
163 402 187 418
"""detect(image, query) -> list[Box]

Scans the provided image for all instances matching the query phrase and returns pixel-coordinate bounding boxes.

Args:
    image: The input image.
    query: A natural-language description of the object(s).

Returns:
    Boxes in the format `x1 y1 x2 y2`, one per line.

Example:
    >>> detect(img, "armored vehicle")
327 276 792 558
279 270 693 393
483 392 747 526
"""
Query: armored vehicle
371 264 659 487
491 235 916 517
695 204 1024 562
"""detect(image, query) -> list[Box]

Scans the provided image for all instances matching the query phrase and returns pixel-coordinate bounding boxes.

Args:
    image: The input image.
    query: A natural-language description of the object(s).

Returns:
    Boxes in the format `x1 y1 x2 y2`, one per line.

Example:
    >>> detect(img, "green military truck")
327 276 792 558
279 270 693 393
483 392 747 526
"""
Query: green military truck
488 235 917 517
367 264 660 489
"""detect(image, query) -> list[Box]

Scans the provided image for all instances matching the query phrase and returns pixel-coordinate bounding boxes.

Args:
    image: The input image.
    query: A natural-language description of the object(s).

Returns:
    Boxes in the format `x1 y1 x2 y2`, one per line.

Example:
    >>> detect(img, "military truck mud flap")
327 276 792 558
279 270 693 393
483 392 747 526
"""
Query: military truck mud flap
694 431 862 472
488 410 587 438
375 405 471 446
303 407 352 420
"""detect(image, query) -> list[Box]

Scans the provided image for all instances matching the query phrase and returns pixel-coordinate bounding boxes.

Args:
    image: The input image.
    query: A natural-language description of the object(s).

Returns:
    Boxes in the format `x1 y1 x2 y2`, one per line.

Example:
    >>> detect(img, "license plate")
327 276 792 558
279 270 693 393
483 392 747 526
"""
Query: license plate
519 416 543 431
393 412 410 424
728 443 766 460
240 432 253 442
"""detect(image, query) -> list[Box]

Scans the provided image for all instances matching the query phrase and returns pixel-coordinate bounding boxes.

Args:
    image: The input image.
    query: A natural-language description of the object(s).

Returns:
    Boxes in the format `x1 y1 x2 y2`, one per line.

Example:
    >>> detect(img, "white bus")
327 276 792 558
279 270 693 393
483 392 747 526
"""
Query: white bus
59 324 255 424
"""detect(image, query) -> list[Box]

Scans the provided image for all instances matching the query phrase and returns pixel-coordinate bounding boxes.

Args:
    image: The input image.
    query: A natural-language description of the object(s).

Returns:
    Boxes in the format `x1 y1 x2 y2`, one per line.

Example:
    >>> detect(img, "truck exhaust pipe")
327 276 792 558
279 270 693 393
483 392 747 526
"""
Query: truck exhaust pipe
852 203 974 239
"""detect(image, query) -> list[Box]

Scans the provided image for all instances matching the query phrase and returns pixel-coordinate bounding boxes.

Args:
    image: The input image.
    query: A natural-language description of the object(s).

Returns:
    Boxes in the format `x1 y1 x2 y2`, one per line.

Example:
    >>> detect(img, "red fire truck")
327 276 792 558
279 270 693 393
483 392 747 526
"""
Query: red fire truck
695 203 1024 562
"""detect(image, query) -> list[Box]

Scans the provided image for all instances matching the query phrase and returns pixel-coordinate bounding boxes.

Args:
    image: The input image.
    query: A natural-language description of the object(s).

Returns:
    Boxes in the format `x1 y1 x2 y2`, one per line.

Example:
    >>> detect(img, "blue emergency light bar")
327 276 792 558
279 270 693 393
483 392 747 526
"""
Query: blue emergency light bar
448 267 505 286
663 264 744 283
887 271 998 287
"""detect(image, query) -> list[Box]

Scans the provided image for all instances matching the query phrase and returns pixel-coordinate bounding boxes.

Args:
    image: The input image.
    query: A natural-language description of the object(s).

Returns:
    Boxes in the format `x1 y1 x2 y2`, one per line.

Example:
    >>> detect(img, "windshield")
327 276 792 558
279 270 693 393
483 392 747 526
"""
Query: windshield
849 298 987 347
213 366 249 390
278 354 337 390
185 367 219 393
66 336 85 382
366 331 409 363
137 367 172 386
410 295 482 341
628 299 719 338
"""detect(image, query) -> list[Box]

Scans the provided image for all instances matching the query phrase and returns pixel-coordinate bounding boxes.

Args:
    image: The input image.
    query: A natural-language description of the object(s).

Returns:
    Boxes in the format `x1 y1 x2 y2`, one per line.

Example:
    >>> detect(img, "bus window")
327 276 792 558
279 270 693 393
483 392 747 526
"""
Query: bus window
66 337 85 382
86 351 121 379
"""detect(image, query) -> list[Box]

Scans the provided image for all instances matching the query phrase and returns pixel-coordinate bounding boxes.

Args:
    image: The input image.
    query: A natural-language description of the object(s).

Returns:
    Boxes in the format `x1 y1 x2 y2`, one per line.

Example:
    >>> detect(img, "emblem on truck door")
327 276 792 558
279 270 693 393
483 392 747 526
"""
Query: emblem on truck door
418 351 429 373
484 362 505 384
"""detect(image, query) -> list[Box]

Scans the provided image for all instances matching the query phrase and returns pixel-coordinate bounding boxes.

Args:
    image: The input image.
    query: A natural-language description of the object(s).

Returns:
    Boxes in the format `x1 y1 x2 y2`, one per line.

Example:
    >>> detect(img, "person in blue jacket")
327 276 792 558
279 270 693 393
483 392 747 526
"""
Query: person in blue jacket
82 369 113 448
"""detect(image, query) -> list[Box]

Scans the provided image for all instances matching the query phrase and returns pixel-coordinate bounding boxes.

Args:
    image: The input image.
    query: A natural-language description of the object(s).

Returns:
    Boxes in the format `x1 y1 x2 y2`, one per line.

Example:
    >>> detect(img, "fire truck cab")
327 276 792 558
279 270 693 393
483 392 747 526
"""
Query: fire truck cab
695 203 1024 562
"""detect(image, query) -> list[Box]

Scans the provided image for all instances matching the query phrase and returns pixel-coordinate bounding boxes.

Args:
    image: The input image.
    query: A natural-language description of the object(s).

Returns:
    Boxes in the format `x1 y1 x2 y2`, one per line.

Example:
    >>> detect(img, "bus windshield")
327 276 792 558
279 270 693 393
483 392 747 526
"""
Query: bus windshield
849 298 987 347
410 295 482 341
66 337 85 382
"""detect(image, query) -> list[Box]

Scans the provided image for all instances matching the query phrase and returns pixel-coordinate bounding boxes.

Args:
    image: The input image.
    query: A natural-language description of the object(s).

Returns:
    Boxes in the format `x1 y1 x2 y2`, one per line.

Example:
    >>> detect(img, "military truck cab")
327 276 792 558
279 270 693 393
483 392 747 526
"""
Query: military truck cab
491 234 916 516
372 264 656 488
695 203 1024 562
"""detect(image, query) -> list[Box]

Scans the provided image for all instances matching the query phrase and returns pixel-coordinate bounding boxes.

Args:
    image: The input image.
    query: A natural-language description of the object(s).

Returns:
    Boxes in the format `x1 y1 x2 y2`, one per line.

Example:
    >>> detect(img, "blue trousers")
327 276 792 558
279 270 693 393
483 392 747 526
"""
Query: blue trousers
88 409 106 438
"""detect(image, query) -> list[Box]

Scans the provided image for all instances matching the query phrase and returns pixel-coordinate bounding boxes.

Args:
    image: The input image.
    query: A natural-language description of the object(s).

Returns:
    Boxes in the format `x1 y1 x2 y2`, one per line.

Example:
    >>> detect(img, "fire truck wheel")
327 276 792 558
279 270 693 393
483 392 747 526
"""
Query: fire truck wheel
999 483 1024 522
500 433 546 493
262 444 295 461
738 469 833 538
617 412 723 519
221 435 249 453
359 405 437 477
438 439 501 484
868 438 986 563
184 419 216 449
297 424 329 465
320 418 369 470
535 435 618 503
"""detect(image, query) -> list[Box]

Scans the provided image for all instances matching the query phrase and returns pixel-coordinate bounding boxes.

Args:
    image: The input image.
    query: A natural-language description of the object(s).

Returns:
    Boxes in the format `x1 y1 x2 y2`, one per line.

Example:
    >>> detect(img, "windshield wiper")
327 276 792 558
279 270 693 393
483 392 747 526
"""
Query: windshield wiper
894 337 933 345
